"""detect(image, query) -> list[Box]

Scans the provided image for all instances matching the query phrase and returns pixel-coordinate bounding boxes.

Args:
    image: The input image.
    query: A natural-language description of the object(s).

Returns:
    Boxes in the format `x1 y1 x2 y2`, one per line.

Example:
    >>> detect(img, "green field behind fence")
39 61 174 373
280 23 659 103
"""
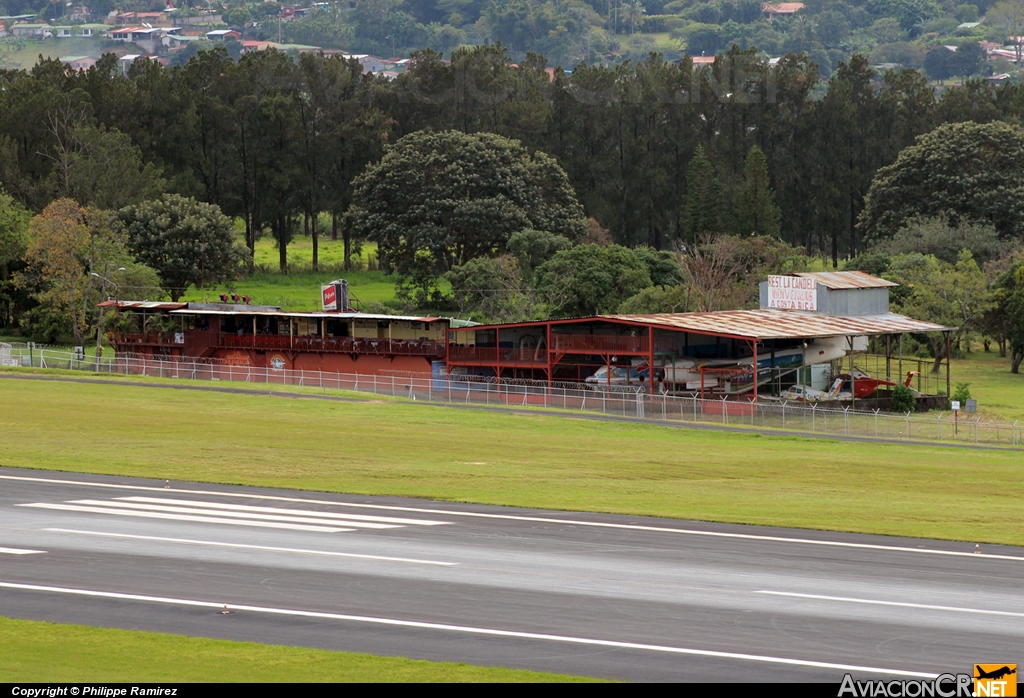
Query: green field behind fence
0 617 595 683
177 238 407 311
2 374 1023 546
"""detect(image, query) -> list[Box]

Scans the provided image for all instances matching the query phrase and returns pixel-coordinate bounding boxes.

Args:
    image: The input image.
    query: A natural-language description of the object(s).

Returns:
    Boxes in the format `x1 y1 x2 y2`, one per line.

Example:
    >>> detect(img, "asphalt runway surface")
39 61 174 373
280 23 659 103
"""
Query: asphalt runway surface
0 466 1021 682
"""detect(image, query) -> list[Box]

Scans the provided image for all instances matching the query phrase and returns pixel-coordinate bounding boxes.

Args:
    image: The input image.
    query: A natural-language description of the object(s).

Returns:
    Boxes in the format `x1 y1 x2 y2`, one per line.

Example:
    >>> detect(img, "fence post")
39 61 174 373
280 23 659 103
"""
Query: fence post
811 404 816 432
874 409 879 438
936 413 942 441
905 411 911 439
782 402 786 429
721 396 728 425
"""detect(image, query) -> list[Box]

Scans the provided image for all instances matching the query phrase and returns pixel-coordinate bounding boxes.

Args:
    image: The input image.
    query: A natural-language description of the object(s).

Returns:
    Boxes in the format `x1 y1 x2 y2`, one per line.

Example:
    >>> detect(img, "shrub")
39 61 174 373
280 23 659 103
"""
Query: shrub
952 382 971 403
891 384 916 412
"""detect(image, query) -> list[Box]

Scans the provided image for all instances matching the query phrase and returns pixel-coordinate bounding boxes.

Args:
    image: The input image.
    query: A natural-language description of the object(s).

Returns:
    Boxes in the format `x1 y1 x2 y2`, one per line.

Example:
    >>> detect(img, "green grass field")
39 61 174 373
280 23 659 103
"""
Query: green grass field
3 374 1023 546
177 237 404 311
944 351 1024 422
0 37 118 70
0 617 594 682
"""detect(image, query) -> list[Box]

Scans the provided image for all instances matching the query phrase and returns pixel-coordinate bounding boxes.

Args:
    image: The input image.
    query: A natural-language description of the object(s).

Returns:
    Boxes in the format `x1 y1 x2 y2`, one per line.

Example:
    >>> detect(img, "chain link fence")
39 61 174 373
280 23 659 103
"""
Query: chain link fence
4 344 1020 448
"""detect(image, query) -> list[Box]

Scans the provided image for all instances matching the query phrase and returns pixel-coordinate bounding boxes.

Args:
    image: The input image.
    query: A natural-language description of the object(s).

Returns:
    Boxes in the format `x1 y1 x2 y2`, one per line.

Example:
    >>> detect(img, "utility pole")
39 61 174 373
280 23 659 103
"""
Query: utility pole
90 268 124 361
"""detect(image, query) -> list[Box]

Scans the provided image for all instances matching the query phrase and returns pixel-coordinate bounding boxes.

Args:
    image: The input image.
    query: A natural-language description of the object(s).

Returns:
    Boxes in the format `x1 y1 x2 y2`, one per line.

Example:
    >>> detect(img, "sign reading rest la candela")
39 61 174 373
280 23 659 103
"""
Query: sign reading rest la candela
766 275 818 311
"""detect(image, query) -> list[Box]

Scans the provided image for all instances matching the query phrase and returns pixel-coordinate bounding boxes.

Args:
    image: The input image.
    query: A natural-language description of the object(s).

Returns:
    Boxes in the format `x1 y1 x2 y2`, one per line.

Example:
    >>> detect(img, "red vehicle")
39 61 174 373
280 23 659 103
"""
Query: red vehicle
836 369 897 398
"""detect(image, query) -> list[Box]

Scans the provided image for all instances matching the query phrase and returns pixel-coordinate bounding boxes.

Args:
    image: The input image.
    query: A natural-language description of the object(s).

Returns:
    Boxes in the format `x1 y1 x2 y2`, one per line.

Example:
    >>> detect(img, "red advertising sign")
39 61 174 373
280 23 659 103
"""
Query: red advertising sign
322 284 337 310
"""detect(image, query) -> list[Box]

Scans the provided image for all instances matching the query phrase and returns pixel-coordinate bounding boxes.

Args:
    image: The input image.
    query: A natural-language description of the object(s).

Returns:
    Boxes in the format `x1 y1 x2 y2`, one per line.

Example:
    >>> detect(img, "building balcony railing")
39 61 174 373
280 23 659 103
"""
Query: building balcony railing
550 334 650 353
113 332 184 346
448 346 548 364
216 333 445 357
115 331 444 358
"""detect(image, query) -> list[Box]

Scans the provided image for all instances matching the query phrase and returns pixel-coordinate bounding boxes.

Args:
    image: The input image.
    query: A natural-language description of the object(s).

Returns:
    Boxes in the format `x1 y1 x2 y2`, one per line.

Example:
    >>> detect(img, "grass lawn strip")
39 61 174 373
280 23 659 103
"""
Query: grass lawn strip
0 617 595 682
2 376 1023 546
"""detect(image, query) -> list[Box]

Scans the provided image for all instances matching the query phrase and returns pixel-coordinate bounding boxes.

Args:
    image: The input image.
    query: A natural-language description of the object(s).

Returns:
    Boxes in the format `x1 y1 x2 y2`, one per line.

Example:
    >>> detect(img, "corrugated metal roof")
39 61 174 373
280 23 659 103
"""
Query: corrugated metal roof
607 310 951 339
99 301 188 310
791 271 898 289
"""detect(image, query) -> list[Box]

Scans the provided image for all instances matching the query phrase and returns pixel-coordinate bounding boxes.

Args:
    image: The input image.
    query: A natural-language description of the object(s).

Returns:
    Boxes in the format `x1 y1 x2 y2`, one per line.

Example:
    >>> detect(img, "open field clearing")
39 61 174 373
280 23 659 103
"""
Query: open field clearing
0 37 113 70
177 238 402 310
178 268 400 310
944 351 1024 422
0 617 592 682
2 375 1023 545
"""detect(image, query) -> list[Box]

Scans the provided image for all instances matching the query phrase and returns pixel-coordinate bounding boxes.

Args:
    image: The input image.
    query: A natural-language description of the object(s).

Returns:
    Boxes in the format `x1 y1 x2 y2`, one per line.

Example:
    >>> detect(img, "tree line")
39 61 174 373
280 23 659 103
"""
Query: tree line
2 43 1024 368
5 45 1024 260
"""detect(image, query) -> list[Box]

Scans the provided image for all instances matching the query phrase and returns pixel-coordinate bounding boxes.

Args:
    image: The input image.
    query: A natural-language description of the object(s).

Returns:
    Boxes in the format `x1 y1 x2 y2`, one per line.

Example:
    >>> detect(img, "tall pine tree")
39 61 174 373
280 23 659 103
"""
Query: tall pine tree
682 145 725 243
735 146 782 238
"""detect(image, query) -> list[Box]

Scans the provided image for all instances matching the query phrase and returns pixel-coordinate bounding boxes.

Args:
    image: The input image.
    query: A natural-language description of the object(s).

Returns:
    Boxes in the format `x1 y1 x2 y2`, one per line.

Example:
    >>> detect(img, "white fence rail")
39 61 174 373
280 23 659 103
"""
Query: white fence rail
5 345 1021 448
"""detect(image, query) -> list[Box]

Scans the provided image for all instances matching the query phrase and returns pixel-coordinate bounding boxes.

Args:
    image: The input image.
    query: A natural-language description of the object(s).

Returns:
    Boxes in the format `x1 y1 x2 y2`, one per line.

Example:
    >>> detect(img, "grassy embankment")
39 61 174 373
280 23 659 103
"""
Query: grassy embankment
2 375 1023 546
0 617 593 682
178 238 402 310
177 236 454 310
0 37 119 70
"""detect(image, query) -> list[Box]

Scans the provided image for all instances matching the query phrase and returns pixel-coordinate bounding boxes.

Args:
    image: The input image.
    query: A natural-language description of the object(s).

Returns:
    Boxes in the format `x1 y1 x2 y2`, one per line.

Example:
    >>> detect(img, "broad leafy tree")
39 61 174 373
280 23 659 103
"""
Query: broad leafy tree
535 244 652 317
119 194 247 302
886 250 992 371
507 229 573 275
17 199 161 345
348 130 585 299
859 122 1024 244
0 189 31 328
991 261 1024 373
870 216 1004 265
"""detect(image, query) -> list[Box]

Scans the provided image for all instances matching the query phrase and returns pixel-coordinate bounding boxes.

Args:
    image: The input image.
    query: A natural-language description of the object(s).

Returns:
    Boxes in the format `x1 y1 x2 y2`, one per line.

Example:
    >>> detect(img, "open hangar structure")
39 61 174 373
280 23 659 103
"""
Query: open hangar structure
445 271 955 403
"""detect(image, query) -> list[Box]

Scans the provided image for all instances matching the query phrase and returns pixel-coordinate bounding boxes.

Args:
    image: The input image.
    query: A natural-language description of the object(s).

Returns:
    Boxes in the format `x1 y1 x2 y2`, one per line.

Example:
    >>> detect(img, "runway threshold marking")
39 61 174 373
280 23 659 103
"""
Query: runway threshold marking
0 547 45 555
117 497 450 526
17 503 352 533
0 580 938 679
43 529 457 566
4 473 1023 562
757 591 1024 618
62 499 399 529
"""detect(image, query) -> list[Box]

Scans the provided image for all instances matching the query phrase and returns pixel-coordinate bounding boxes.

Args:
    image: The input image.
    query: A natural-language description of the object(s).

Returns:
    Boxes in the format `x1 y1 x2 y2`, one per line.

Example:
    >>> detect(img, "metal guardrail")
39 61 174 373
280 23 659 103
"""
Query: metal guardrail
4 346 1021 448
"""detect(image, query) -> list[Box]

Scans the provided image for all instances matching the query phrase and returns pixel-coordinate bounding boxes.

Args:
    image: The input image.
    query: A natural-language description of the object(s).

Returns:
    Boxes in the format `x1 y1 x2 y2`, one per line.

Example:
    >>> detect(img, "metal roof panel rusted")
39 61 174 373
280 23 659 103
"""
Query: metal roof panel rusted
607 310 951 339
791 271 898 289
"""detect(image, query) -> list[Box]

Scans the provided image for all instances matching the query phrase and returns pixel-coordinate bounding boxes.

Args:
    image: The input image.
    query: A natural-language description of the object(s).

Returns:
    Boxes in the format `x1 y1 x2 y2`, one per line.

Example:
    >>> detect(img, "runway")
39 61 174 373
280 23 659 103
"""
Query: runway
0 466 1020 682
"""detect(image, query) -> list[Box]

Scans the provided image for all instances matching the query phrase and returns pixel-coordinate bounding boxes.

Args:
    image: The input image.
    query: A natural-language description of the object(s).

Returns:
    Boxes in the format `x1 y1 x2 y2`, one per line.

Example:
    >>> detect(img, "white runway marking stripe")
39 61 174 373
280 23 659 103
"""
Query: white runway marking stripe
117 497 449 526
64 499 399 530
0 547 46 555
756 590 1024 618
4 473 1022 562
43 529 457 566
0 581 938 678
18 503 351 533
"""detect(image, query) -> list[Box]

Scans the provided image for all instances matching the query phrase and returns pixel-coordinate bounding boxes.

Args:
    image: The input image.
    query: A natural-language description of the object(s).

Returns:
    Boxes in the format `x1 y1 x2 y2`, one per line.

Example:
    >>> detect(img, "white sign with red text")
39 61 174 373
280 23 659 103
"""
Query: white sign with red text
322 284 337 311
766 275 817 311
